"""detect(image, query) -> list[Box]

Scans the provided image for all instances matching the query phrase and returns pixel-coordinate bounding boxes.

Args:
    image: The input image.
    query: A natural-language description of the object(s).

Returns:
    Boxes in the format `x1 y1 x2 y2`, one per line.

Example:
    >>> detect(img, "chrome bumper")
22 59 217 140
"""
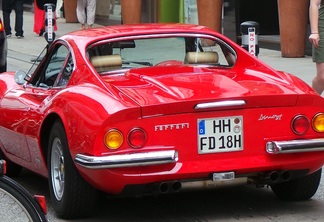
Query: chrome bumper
266 139 324 154
74 150 178 169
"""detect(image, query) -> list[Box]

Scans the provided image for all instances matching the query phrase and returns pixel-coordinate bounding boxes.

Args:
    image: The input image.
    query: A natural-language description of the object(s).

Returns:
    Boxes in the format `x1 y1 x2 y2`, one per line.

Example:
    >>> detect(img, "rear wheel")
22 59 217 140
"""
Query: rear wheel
271 168 322 201
48 120 98 219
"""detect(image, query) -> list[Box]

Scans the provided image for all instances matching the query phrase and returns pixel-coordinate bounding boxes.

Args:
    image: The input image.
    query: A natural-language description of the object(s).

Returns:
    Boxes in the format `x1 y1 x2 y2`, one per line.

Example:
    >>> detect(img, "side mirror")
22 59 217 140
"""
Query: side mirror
14 70 27 85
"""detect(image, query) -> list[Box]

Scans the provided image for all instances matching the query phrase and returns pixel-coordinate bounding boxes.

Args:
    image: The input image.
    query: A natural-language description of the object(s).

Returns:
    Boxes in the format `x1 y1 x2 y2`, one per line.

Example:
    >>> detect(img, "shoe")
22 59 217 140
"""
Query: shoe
39 28 45 36
6 34 11 38
16 35 24 39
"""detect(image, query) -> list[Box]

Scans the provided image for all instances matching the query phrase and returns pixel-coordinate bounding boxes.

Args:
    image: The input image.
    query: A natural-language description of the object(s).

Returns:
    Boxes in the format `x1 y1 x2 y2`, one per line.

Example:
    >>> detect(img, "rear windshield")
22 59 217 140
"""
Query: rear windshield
87 35 236 74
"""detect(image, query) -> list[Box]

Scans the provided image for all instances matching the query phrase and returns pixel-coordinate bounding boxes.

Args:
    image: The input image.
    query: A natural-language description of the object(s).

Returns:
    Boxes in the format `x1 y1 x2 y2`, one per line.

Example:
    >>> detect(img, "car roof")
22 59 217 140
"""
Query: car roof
60 23 220 47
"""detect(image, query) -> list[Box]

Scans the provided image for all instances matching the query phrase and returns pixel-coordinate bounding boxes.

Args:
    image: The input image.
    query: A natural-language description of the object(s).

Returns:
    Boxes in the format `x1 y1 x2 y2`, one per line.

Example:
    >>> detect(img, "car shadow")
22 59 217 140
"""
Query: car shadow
13 169 324 222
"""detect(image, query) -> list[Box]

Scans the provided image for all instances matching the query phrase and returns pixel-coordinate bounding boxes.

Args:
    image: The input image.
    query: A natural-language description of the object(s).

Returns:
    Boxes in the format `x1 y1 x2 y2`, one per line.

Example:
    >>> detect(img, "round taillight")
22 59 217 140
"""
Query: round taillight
104 129 123 150
291 115 310 135
128 128 146 148
313 113 324 132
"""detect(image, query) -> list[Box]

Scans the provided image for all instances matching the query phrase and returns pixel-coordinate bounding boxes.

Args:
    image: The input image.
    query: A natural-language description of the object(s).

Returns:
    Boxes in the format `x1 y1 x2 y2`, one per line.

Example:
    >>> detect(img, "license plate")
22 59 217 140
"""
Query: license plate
198 116 243 154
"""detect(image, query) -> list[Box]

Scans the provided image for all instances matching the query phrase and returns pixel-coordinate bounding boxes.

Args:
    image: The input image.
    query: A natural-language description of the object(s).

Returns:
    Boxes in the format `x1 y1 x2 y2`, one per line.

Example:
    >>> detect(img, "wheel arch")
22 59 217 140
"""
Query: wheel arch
40 113 63 167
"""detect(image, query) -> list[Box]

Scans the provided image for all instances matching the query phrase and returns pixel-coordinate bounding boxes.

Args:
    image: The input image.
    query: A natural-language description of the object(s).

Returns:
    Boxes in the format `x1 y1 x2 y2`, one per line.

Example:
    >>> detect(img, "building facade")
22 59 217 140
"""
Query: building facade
23 0 311 57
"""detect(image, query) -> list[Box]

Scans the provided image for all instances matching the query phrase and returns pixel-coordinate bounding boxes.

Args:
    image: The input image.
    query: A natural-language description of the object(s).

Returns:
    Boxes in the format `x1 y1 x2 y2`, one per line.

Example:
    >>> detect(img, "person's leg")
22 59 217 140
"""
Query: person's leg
86 0 96 28
56 0 63 18
14 0 24 37
76 0 87 29
312 62 324 95
110 0 115 14
2 0 13 36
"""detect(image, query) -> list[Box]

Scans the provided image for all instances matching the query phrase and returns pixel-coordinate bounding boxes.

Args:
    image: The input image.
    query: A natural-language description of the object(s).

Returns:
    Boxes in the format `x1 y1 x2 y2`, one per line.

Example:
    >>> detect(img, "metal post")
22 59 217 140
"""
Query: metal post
240 21 260 57
44 3 56 44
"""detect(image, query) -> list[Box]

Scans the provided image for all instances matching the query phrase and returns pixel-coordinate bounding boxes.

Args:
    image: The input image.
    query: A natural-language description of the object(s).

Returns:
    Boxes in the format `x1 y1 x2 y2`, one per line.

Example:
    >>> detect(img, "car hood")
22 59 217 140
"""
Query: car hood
108 66 301 116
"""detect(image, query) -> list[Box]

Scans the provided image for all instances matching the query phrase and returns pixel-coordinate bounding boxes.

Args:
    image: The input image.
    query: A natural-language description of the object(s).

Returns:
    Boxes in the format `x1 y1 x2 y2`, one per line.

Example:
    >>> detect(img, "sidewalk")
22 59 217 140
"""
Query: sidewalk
258 49 315 86
5 9 119 71
5 9 116 57
5 9 315 87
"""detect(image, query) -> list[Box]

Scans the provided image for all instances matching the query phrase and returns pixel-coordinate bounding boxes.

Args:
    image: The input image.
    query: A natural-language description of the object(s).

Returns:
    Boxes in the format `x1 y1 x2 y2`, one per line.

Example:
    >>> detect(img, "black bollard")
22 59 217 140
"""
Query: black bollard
240 21 260 57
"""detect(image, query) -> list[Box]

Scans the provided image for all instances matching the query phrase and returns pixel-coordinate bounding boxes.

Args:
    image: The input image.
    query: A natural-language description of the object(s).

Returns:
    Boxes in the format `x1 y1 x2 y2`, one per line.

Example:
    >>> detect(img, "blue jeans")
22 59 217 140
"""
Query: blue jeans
2 0 24 36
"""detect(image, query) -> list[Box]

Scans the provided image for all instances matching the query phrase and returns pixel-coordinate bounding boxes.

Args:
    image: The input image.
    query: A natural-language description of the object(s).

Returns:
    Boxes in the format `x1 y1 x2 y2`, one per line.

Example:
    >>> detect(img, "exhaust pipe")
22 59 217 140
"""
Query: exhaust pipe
267 171 291 183
152 177 248 194
269 171 280 183
159 182 170 193
159 181 182 193
281 170 291 181
171 181 182 192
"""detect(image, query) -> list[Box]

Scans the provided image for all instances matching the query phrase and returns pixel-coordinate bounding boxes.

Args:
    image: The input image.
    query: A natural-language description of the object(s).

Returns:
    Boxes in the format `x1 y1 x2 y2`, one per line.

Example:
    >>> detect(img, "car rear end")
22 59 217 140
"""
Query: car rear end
75 25 324 196
142 94 324 177
75 89 324 195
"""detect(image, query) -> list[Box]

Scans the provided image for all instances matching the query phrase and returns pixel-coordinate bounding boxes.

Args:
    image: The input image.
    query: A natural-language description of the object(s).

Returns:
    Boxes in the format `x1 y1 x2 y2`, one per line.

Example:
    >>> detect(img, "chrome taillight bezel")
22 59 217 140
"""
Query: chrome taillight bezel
291 114 310 135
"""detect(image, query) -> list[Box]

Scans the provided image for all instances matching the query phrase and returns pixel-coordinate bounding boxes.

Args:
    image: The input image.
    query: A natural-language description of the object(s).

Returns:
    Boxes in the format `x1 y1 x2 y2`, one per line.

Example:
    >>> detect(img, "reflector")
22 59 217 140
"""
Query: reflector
34 195 47 215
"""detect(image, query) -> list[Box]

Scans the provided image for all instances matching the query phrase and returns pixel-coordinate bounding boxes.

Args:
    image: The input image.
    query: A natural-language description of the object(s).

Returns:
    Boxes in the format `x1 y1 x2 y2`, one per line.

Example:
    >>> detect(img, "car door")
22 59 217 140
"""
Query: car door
0 44 71 165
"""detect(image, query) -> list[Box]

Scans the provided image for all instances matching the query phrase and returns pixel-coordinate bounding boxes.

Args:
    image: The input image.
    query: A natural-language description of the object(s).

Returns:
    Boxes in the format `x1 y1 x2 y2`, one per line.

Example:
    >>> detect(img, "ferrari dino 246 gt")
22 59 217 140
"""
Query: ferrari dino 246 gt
1 24 324 219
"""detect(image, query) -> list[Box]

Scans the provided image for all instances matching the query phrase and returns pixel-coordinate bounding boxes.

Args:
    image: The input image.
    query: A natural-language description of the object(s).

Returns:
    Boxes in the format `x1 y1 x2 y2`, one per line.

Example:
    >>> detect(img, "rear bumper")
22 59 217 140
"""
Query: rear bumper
75 139 324 169
266 139 324 154
74 139 324 169
75 150 178 169
74 142 324 194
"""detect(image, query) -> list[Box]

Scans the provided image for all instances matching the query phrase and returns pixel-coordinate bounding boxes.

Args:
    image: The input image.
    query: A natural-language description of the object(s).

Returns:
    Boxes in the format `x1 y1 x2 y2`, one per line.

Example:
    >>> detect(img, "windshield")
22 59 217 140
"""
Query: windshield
87 35 236 74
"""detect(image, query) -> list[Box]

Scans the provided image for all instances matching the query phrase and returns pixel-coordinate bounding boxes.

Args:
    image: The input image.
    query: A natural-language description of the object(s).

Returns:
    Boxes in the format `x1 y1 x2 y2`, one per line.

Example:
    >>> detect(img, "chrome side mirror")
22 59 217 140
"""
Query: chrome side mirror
14 70 27 85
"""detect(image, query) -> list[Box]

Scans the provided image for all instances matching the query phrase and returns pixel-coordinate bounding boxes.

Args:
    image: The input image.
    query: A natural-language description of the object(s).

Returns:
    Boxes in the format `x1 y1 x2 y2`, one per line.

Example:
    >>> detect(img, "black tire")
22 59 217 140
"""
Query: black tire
47 120 98 219
271 168 322 201
0 175 47 222
0 150 22 177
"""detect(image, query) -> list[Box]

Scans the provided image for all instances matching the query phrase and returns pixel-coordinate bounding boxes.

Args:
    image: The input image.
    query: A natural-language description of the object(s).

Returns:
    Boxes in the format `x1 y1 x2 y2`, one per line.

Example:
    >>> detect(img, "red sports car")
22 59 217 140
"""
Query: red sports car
1 23 324 219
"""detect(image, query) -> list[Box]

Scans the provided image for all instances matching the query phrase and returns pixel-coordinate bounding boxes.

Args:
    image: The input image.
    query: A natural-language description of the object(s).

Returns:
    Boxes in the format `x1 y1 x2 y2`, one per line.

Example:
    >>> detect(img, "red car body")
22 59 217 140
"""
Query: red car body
1 23 324 218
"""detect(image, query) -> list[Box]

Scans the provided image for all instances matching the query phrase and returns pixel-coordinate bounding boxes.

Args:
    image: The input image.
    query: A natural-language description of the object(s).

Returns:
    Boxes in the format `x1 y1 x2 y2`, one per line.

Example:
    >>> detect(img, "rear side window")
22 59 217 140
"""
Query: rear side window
87 35 236 74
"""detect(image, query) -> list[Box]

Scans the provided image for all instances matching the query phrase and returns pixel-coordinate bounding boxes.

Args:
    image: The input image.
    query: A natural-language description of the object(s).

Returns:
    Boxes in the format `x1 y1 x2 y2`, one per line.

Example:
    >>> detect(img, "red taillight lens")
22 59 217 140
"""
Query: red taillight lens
128 128 146 148
291 115 310 135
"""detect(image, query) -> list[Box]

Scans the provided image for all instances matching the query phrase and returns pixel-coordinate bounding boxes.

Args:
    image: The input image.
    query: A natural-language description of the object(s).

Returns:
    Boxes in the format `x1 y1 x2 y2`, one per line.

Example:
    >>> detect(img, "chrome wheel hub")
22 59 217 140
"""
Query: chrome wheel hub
50 137 65 201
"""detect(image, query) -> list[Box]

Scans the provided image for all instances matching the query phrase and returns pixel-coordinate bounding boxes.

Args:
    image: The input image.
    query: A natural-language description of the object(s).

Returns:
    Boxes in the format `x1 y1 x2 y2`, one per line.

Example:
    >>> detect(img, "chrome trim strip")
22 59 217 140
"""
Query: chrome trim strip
266 139 324 154
74 150 178 169
194 100 246 110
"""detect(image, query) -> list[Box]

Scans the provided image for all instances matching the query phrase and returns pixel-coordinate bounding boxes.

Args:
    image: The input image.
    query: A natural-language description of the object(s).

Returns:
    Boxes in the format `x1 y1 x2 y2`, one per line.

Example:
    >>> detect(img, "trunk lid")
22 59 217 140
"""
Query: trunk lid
106 66 299 117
